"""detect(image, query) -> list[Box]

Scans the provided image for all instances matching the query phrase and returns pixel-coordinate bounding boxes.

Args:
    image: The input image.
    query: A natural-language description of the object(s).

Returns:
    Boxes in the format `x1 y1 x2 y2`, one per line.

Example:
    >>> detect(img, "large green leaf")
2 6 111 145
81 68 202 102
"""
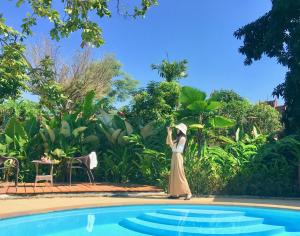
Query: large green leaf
98 110 113 127
189 124 204 130
51 148 66 158
206 101 221 111
140 121 157 139
5 117 28 140
209 116 235 128
235 128 240 142
180 86 206 106
111 129 122 144
83 135 99 144
0 143 7 153
43 124 55 143
83 90 95 118
217 135 235 144
23 117 39 137
187 101 207 113
112 115 126 130
72 126 87 138
60 120 71 137
5 134 13 145
125 120 133 135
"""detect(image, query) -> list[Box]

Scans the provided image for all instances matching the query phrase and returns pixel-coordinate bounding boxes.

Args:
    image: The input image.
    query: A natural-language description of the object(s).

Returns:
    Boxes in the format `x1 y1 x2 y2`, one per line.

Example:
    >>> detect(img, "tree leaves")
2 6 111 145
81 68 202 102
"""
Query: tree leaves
187 101 207 113
189 124 204 130
3 0 157 48
180 86 206 107
83 90 95 118
72 127 87 138
0 43 29 101
234 0 300 133
60 120 71 137
23 117 39 137
209 116 236 128
151 59 188 82
140 121 157 139
5 117 27 140
206 101 221 111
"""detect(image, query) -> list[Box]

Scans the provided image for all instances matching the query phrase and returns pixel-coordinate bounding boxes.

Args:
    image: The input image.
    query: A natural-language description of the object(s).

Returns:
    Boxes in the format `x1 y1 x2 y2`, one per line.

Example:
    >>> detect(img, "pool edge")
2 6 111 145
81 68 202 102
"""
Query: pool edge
1 196 300 220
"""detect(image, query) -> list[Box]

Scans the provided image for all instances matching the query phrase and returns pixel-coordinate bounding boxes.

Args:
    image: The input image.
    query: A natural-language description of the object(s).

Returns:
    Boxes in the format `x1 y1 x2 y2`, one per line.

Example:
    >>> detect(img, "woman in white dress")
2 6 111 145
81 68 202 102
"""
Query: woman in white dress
166 123 192 200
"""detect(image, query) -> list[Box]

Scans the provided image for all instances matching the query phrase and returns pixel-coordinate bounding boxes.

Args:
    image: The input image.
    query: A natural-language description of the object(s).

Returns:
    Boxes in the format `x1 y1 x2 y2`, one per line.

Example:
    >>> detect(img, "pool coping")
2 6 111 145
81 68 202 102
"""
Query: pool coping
1 195 300 220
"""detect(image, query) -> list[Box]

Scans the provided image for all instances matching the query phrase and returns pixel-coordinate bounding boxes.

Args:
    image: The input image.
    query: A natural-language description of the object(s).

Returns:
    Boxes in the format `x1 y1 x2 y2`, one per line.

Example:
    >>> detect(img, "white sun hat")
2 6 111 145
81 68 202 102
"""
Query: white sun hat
175 123 188 135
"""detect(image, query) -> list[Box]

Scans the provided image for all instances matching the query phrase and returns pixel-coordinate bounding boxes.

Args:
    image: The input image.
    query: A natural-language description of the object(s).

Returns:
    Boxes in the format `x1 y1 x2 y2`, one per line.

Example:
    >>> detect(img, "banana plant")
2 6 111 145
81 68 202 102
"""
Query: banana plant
178 86 235 157
216 127 267 166
97 109 164 183
0 117 28 159
38 91 102 159
97 110 134 145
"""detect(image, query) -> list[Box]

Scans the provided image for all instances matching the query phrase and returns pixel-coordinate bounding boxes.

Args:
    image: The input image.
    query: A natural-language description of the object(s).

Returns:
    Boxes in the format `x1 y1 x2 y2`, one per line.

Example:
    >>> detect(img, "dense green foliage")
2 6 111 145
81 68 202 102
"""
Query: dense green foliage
126 81 181 125
217 96 282 135
235 0 300 134
210 89 244 103
226 135 300 196
0 20 29 101
0 55 296 197
1 73 295 197
178 86 235 157
0 0 299 197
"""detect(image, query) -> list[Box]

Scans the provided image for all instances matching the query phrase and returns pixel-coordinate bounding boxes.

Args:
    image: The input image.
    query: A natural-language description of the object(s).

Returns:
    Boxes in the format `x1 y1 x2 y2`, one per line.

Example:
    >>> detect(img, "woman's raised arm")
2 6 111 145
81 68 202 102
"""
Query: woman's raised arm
166 127 175 148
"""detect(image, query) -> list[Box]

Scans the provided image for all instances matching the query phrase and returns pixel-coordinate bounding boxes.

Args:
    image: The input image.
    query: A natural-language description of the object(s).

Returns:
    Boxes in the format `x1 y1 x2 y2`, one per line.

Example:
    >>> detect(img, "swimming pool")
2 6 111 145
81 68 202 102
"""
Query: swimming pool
1 204 300 235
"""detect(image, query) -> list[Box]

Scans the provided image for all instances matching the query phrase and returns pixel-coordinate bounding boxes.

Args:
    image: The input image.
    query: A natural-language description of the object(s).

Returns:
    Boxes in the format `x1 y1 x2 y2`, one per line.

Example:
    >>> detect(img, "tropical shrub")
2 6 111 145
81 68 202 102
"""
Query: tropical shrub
127 81 180 125
247 103 282 134
178 86 235 157
218 100 282 136
226 135 300 196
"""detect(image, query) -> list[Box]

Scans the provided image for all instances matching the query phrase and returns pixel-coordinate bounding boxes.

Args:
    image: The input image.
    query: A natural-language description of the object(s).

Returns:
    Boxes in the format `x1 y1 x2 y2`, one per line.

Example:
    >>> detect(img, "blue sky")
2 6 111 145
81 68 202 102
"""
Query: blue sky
2 0 285 104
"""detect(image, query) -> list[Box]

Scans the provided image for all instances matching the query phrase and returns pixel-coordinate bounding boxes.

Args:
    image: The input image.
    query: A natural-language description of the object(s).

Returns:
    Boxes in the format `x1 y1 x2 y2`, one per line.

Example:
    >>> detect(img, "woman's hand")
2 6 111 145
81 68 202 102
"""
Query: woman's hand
167 127 173 134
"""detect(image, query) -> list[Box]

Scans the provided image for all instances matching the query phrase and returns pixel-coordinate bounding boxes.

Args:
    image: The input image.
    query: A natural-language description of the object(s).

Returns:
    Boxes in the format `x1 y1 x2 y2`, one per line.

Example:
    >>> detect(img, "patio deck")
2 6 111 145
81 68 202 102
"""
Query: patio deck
0 182 163 195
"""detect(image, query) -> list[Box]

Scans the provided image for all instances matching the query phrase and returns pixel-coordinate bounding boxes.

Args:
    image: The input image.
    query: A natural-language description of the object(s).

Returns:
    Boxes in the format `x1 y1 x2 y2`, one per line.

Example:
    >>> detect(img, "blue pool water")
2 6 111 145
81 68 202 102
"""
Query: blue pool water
1 204 300 235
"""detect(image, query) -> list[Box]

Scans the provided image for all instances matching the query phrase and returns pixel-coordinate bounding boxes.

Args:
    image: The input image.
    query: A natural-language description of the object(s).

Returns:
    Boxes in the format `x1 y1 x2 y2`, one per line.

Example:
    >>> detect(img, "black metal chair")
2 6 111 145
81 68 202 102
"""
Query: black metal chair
0 156 19 188
67 155 95 186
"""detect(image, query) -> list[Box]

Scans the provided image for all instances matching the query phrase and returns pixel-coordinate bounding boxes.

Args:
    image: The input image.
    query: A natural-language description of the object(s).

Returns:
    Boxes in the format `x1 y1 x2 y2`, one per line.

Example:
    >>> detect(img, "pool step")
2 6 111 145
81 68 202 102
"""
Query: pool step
120 217 285 236
157 209 245 218
275 233 300 236
138 212 263 227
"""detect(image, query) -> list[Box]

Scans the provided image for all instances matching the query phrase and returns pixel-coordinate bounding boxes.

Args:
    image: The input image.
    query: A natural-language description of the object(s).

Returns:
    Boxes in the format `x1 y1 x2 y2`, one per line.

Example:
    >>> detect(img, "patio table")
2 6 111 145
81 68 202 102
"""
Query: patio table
32 160 57 187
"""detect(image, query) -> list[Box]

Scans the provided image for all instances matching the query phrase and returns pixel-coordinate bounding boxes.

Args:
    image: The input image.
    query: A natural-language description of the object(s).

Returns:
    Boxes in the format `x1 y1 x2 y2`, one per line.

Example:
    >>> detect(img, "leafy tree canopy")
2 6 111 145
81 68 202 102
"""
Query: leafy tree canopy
234 0 300 134
127 81 181 125
151 59 188 82
248 103 282 135
7 0 158 47
210 89 245 103
0 0 157 101
108 74 139 103
218 100 282 135
0 43 29 101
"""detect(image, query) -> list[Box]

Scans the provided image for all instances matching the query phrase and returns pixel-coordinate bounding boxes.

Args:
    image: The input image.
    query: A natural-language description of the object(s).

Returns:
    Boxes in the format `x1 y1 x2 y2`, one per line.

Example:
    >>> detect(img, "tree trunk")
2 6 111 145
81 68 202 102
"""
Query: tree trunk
197 129 205 158
197 129 201 158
